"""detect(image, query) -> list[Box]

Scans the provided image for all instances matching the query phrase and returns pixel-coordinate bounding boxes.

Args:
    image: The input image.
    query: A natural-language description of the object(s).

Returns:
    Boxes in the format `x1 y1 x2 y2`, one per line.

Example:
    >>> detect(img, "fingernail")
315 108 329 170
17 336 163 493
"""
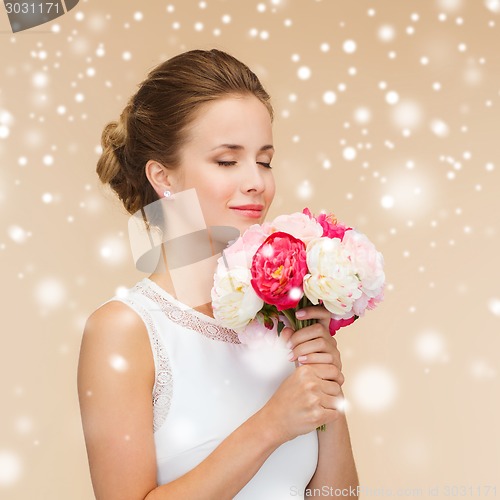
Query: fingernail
287 351 294 361
295 310 305 318
286 340 292 349
298 355 307 362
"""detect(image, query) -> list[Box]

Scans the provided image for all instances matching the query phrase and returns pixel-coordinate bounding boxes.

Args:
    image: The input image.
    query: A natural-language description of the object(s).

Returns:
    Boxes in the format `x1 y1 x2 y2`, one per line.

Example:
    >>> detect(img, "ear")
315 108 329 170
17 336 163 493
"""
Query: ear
145 160 172 198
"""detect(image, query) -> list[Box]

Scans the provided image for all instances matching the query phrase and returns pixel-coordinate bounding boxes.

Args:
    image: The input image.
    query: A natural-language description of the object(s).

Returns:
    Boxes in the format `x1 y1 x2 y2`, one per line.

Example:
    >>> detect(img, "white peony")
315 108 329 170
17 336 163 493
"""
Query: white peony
211 266 263 331
303 237 362 316
341 230 385 298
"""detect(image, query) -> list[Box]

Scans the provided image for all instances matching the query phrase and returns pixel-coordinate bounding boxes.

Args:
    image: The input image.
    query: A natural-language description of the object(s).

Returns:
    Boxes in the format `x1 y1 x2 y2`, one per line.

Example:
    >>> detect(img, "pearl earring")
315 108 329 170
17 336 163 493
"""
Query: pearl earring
163 190 172 198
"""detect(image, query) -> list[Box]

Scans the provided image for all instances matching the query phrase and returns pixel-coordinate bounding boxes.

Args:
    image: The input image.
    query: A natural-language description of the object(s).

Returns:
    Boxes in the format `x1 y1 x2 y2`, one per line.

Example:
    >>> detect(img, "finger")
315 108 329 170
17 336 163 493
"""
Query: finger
291 337 332 360
320 380 343 397
311 363 343 382
279 327 295 345
291 336 340 361
296 348 343 377
295 305 331 322
295 306 332 331
288 323 335 349
296 352 336 365
320 393 342 411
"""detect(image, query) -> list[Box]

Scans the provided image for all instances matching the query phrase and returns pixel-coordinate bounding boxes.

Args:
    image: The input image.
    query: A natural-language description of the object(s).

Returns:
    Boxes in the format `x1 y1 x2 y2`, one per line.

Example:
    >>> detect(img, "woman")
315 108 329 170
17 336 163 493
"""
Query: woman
78 49 359 500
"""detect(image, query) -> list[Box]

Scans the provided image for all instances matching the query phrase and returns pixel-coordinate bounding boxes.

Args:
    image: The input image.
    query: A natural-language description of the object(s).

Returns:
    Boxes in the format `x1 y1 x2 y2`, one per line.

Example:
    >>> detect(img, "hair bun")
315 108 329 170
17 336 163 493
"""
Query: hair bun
96 105 131 186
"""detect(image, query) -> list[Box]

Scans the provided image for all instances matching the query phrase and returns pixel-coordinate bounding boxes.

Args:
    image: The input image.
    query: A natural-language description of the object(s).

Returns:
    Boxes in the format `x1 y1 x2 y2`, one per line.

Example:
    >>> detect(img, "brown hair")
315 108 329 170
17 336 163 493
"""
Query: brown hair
96 49 274 215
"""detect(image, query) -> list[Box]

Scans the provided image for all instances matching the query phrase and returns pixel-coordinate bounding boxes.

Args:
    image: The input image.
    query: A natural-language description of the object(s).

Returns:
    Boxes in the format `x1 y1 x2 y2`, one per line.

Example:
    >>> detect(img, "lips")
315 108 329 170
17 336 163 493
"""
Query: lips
230 204 264 211
229 204 264 219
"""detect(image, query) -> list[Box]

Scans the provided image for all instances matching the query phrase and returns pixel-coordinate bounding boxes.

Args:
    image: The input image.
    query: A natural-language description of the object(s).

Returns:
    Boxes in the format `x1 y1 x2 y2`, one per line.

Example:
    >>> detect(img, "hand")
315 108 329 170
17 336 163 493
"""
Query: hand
261 363 342 443
281 305 344 386
258 305 346 442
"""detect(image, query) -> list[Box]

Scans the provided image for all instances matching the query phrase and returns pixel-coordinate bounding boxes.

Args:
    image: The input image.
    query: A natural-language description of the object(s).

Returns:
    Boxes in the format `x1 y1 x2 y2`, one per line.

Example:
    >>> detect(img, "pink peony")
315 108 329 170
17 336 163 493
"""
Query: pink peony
367 287 385 309
237 313 280 348
221 223 272 269
269 212 323 244
353 286 385 317
302 208 351 240
317 214 351 240
250 232 308 311
329 315 357 336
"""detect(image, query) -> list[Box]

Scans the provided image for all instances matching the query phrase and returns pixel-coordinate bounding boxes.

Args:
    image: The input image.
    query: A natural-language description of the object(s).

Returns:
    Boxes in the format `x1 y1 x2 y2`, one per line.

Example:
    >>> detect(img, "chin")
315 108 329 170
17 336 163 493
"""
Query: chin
224 214 261 235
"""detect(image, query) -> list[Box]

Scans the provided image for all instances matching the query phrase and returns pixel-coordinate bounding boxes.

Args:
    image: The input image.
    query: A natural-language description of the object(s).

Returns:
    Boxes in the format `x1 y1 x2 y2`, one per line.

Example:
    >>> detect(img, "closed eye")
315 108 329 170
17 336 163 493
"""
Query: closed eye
218 160 272 169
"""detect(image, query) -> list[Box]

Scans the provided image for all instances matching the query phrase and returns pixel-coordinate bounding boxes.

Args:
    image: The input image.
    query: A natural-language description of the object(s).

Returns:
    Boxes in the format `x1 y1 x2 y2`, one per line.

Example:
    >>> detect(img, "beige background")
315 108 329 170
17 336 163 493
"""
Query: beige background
1 0 499 498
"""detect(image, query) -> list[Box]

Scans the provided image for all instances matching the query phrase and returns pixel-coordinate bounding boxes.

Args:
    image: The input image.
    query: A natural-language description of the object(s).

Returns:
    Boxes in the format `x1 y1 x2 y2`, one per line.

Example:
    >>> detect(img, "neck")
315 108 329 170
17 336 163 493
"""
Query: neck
148 244 216 318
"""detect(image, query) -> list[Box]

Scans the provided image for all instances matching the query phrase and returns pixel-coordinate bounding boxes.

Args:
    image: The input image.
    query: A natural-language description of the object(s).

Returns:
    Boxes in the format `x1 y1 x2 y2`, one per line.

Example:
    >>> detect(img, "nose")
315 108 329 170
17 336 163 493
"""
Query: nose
240 160 267 194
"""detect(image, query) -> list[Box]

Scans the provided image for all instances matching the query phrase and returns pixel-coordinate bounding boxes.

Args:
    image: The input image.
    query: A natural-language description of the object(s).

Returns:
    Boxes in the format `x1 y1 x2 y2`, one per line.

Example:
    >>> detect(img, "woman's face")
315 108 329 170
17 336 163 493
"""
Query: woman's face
171 95 276 235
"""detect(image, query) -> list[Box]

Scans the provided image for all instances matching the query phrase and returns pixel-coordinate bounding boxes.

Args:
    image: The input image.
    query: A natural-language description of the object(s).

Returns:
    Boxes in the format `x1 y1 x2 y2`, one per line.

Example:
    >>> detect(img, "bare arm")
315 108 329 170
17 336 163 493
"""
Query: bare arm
78 301 339 500
283 307 359 498
307 390 359 497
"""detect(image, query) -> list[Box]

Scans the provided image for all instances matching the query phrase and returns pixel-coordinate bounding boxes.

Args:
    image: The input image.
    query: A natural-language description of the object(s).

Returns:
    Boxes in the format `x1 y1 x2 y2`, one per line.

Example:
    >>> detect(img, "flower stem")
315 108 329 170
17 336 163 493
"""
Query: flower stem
282 302 326 431
281 308 299 331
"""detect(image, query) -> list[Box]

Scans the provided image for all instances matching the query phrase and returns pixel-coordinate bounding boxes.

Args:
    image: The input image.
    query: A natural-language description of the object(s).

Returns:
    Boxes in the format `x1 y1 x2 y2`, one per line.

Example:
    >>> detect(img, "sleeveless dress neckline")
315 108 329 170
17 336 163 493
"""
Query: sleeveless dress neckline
142 277 219 324
138 277 241 344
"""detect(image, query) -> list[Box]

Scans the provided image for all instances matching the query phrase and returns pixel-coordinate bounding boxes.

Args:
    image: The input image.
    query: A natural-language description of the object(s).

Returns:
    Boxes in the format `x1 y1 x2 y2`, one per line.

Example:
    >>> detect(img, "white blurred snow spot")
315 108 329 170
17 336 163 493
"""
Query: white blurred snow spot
351 365 398 412
385 91 399 105
485 0 500 13
323 91 337 105
343 147 357 161
109 354 129 372
488 297 500 316
378 25 395 42
430 119 450 137
381 195 395 209
470 359 497 379
8 225 29 243
297 66 311 80
343 40 357 53
34 278 66 309
0 450 23 486
414 330 447 362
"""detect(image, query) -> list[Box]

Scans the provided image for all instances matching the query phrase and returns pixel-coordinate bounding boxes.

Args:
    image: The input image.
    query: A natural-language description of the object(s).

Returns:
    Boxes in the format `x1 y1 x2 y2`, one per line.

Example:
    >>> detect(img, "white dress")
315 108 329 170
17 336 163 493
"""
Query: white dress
109 277 318 499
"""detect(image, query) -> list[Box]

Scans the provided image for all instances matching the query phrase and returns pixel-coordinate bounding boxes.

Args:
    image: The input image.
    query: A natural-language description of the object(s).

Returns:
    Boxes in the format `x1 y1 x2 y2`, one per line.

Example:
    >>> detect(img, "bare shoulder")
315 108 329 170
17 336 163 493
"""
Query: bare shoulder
77 300 157 499
84 299 148 340
79 300 155 388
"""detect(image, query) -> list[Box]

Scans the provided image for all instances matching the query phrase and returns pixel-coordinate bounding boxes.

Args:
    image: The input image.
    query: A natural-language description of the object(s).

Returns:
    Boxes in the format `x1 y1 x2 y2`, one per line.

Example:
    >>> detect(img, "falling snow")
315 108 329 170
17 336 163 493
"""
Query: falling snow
343 39 357 53
378 25 396 42
109 354 129 372
342 146 357 161
297 66 311 80
1 2 499 495
351 365 398 412
322 91 337 105
34 278 66 309
414 330 448 363
0 451 22 486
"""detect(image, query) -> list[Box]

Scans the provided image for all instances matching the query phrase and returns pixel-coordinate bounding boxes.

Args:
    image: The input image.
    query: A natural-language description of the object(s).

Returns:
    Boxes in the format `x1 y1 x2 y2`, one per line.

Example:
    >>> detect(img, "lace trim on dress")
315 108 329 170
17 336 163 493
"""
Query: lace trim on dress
136 280 241 345
119 296 173 433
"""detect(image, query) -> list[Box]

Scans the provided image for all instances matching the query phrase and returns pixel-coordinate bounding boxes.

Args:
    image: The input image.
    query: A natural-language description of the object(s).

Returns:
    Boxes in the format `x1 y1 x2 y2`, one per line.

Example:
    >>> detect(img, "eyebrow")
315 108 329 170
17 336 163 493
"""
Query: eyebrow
211 144 275 152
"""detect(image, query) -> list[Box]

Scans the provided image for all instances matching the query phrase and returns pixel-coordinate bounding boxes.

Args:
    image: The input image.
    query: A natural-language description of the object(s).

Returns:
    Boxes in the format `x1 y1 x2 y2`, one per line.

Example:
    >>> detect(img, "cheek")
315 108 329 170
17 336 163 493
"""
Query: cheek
267 177 276 201
195 173 234 206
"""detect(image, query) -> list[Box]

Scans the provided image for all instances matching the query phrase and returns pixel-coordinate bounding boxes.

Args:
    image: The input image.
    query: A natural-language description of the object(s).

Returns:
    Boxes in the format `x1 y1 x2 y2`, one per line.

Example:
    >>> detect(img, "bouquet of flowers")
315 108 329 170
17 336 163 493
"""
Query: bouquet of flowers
211 208 385 346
